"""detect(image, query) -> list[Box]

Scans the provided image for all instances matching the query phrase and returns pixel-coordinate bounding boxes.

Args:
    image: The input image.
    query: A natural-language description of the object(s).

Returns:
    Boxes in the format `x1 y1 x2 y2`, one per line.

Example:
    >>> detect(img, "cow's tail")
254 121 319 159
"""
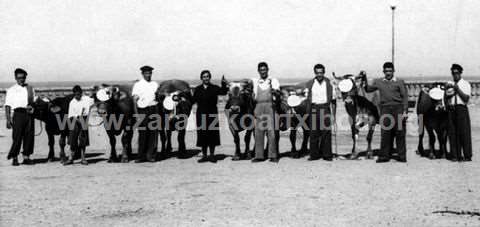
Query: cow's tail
35 120 43 136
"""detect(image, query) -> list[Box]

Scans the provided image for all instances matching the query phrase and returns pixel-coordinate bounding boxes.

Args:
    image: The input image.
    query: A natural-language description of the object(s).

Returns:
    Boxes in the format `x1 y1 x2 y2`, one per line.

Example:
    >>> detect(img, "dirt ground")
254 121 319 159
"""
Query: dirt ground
1 102 479 227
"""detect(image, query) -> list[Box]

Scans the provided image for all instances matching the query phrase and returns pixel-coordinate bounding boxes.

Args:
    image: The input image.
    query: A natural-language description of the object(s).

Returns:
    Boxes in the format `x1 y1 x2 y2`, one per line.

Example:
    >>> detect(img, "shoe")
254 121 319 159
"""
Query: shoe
81 160 88 165
147 158 156 162
323 157 333 162
376 158 390 163
21 158 33 165
63 159 74 165
307 157 320 161
209 156 217 163
251 158 265 163
464 157 472 162
197 156 209 163
396 158 407 163
269 158 279 163
449 158 459 162
134 159 147 163
232 155 241 161
12 158 19 166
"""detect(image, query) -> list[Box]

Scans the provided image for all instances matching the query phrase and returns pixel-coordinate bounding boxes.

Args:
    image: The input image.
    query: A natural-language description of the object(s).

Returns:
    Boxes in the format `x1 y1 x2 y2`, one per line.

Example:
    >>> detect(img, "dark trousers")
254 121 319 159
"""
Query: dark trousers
8 110 35 159
137 106 159 160
69 117 89 152
379 104 406 160
448 105 472 160
309 104 332 159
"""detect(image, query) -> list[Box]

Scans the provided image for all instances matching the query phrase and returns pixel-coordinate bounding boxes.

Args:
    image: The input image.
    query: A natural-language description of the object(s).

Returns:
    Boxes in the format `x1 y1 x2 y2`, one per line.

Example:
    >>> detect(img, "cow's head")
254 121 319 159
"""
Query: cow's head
226 80 253 114
280 85 308 114
333 72 364 105
31 95 70 121
94 84 129 116
421 82 450 111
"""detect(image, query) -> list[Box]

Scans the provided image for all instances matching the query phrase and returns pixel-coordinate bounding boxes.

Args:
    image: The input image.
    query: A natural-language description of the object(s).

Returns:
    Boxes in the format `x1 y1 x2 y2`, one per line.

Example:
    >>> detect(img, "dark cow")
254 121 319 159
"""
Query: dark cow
156 80 193 158
278 83 310 158
32 95 74 163
225 80 255 160
333 72 380 159
94 84 135 163
415 83 451 159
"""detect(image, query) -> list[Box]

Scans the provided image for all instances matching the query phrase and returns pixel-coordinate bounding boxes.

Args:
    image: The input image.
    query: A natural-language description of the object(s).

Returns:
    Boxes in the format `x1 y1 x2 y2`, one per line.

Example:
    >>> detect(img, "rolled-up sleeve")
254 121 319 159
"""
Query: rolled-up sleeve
271 78 280 90
4 88 12 107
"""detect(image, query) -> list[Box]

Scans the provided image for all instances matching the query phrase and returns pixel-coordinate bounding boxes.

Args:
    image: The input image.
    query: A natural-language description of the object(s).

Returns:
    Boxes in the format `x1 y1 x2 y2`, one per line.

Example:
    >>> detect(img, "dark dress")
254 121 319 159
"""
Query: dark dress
192 83 228 147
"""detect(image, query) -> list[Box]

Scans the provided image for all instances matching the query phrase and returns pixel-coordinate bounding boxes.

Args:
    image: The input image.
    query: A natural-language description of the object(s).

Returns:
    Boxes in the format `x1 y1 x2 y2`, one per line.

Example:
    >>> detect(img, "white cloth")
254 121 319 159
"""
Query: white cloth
452 78 471 105
311 79 335 104
68 96 94 118
132 79 159 108
251 77 280 98
4 84 35 109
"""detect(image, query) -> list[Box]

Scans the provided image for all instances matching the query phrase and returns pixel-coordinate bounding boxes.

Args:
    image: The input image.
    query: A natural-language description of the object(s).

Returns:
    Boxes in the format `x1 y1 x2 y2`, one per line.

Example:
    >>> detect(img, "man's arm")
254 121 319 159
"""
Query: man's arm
455 82 470 104
5 106 12 129
218 75 229 96
399 80 409 118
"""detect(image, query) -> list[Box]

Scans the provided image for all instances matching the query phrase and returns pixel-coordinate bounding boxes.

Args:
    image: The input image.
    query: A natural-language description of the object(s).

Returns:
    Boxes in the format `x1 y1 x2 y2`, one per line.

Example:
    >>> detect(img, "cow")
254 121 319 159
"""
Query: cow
415 83 451 159
277 83 310 158
32 94 74 163
224 80 255 160
156 80 193 158
94 84 135 163
333 72 380 159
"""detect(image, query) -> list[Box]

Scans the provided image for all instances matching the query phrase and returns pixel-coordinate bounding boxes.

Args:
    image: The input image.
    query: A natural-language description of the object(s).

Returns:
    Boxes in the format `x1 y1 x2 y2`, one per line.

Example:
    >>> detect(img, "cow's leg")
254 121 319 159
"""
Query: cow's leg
159 129 167 154
290 129 299 158
107 132 119 163
426 127 436 159
417 124 425 156
244 129 253 160
121 130 132 163
438 130 448 159
47 133 55 162
59 134 67 163
299 128 309 157
232 129 241 161
350 124 360 160
166 129 173 154
177 129 186 153
366 124 375 159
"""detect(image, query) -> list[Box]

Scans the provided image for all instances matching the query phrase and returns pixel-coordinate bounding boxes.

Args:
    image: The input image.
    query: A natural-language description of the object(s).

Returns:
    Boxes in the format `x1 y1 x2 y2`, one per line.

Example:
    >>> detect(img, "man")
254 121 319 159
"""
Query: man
304 64 336 161
251 62 281 163
5 68 36 166
132 65 159 163
64 85 94 165
446 64 472 162
363 62 408 163
192 70 228 163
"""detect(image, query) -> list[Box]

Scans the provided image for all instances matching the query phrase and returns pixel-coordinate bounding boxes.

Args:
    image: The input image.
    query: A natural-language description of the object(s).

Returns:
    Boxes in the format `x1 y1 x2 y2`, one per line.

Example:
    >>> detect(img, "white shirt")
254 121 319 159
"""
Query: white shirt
311 79 335 104
131 79 159 108
68 96 94 118
4 84 36 109
452 78 471 105
251 77 280 98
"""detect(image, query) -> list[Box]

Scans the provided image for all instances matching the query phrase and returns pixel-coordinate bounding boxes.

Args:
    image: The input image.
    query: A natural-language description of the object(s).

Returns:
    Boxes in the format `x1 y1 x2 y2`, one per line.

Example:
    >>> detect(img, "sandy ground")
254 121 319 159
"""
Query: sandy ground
1 102 479 227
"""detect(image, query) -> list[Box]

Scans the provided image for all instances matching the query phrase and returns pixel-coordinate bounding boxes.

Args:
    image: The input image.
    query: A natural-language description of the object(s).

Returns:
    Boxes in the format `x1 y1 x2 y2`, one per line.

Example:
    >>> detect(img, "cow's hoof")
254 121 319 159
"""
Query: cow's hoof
291 152 300 159
107 157 118 163
232 155 241 161
47 157 55 163
350 152 360 160
121 158 129 163
366 152 373 160
428 153 435 160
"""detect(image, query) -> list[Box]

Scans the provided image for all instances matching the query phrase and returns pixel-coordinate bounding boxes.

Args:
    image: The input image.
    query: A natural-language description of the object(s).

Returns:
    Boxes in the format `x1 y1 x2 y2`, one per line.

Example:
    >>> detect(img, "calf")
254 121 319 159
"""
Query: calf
225 80 255 160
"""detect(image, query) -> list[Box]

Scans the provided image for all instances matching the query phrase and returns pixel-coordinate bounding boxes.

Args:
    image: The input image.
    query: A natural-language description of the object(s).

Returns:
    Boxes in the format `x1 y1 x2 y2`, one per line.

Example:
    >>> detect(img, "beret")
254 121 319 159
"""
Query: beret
450 63 463 72
14 68 27 75
140 65 154 72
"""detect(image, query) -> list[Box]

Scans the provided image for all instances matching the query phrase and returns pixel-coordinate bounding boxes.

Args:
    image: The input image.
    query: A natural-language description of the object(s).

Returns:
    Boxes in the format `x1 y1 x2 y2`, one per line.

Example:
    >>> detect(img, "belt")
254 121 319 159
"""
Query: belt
312 103 330 108
14 108 27 113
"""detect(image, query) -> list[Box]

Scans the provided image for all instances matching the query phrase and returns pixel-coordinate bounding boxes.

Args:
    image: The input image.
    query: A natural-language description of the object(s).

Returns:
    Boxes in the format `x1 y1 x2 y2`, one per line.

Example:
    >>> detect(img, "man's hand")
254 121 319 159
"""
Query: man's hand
6 119 13 129
221 75 228 85
453 83 460 92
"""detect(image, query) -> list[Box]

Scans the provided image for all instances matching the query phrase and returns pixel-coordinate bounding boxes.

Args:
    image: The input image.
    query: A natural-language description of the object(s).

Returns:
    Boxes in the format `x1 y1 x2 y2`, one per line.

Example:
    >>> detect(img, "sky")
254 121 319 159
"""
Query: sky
1 0 479 82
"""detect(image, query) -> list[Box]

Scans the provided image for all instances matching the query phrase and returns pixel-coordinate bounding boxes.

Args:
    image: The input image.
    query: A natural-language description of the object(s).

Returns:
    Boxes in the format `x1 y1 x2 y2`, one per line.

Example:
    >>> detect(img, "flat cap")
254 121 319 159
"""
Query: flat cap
140 65 154 72
14 68 28 75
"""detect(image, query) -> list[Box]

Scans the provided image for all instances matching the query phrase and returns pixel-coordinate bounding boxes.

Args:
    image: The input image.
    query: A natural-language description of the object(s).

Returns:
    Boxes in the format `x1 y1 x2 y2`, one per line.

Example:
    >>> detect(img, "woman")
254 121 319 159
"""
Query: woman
192 70 228 163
